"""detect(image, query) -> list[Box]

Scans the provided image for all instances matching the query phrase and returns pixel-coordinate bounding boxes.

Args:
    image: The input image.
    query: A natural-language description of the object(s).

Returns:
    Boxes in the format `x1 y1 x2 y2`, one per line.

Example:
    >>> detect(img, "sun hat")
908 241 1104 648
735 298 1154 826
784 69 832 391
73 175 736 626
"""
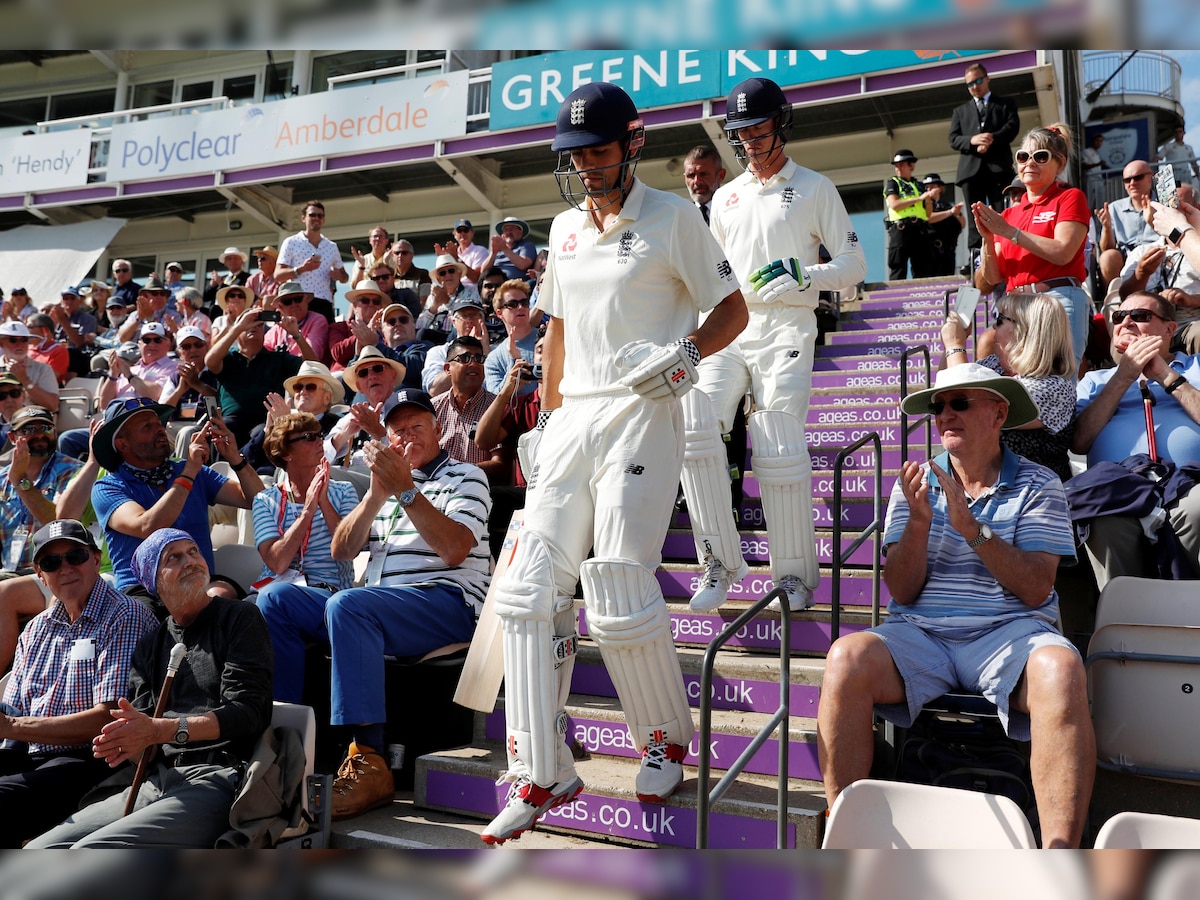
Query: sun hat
215 284 255 311
899 362 1038 430
283 360 345 405
93 397 175 471
431 253 467 278
346 280 390 305
495 216 529 237
342 346 406 394
221 246 248 266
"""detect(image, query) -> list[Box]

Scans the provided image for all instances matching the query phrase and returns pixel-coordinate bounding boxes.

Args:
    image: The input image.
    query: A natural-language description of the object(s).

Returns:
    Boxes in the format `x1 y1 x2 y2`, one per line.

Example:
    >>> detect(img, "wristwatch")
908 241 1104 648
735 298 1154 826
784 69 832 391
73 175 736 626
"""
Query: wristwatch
172 716 190 746
398 487 419 508
16 478 32 491
967 523 994 549
1169 226 1195 246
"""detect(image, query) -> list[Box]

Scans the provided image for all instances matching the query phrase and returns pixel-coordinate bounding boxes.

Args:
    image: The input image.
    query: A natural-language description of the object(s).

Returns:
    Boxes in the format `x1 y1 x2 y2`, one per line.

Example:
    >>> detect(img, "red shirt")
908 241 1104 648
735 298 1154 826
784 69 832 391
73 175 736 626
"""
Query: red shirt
996 181 1089 287
29 339 69 381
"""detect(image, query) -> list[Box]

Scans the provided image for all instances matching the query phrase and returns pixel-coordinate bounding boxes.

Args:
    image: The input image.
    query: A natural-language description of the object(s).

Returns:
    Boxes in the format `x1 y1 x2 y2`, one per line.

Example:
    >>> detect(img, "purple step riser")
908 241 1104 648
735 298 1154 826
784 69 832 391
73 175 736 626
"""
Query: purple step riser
862 284 962 299
827 330 942 347
571 660 823 717
483 709 820 780
731 469 895 500
812 369 929 389
661 531 877 567
657 568 878 611
808 404 902 426
812 355 936 372
678 497 886 530
423 770 797 848
840 316 952 332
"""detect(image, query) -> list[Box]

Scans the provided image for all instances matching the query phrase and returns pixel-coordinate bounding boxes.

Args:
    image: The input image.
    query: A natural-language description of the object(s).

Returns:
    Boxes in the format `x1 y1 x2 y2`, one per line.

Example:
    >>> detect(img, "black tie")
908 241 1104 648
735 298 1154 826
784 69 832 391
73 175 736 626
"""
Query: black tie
976 98 986 121
700 202 710 225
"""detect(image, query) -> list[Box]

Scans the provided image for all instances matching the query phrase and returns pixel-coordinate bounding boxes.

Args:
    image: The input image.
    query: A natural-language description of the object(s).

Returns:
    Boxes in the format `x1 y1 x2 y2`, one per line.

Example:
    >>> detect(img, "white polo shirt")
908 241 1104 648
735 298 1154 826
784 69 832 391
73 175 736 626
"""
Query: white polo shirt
539 178 736 397
711 158 866 304
278 231 347 301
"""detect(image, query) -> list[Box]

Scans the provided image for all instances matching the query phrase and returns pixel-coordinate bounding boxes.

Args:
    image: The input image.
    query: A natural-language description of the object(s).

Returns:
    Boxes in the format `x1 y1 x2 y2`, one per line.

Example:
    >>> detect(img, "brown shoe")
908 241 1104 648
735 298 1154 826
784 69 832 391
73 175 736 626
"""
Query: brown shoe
330 741 395 820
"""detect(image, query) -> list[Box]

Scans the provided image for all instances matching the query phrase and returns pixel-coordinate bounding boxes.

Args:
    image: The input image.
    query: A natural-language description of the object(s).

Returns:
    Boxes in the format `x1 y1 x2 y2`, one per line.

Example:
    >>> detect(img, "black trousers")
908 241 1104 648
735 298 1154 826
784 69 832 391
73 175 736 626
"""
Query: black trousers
886 222 933 281
959 170 1012 251
0 747 111 848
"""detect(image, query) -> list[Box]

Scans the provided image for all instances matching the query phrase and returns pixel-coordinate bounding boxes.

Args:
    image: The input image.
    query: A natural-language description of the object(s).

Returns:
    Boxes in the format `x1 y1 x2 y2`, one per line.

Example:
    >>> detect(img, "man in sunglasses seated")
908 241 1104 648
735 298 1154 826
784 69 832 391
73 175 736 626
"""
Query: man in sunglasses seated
324 347 406 467
421 297 494 397
1072 290 1200 588
327 279 412 374
0 321 59 414
97 323 179 409
433 336 505 484
0 407 81 577
263 282 329 363
819 363 1093 849
0 519 157 848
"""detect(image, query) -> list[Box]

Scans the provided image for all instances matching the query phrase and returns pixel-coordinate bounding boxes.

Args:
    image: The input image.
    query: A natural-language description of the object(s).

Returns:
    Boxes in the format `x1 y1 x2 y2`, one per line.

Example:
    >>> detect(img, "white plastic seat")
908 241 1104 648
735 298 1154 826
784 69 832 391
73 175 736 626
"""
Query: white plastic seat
55 388 94 433
212 544 265 595
1093 810 1200 849
270 702 318 842
1086 576 1200 782
821 778 1036 849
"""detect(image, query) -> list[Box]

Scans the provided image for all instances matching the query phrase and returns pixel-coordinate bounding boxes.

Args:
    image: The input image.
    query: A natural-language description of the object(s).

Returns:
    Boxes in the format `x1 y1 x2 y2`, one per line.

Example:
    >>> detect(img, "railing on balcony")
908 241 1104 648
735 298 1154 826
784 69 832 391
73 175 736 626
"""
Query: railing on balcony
1083 51 1181 104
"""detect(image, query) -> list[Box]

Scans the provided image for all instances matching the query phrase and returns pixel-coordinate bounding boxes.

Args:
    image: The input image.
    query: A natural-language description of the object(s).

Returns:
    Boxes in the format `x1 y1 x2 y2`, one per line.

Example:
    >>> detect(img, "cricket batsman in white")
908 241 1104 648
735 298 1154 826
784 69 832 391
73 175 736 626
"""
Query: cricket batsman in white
682 77 867 613
482 82 746 844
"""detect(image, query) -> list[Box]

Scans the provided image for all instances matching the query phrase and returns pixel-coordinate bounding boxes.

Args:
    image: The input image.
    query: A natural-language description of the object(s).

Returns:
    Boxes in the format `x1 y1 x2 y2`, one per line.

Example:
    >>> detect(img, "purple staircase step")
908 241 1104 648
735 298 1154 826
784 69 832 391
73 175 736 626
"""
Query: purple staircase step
661 529 877 567
678 495 886 530
657 567 878 613
827 327 943 346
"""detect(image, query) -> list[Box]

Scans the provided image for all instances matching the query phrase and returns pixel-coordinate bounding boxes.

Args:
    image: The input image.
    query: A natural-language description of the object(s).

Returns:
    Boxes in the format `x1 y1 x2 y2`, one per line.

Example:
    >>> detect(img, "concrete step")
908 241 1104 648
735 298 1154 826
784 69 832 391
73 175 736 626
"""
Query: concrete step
568 640 828 718
481 693 822 781
416 745 826 848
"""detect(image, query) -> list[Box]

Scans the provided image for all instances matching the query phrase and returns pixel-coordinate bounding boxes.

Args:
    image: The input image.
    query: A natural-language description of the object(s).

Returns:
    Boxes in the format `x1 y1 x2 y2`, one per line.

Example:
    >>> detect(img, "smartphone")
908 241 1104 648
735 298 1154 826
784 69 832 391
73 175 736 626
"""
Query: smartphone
1156 165 1179 209
204 396 221 420
258 309 282 323
953 285 982 330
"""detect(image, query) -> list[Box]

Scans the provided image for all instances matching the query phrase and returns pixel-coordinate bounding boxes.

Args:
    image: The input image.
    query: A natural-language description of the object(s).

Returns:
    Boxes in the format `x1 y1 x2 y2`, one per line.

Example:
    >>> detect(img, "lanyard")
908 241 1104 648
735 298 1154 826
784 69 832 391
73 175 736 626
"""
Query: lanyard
278 482 313 568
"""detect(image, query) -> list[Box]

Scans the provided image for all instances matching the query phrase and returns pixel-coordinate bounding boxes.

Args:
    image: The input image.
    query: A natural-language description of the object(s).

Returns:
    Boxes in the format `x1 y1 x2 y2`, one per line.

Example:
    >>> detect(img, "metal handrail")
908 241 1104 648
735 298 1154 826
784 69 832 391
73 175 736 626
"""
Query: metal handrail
830 432 884 644
899 345 932 465
37 95 232 132
327 59 446 89
696 586 791 849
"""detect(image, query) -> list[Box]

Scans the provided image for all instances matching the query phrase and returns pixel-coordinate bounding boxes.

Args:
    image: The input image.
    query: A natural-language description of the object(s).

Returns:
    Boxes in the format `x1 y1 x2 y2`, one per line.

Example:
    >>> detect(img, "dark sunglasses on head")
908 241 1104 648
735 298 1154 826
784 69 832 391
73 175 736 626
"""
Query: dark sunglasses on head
17 422 53 436
966 76 987 87
928 397 995 416
1112 308 1169 325
450 353 486 365
141 335 165 344
291 382 323 393
500 299 531 309
385 316 411 326
116 397 160 416
287 431 323 444
1015 149 1053 165
357 363 389 376
0 388 23 399
1124 172 1151 183
37 546 92 572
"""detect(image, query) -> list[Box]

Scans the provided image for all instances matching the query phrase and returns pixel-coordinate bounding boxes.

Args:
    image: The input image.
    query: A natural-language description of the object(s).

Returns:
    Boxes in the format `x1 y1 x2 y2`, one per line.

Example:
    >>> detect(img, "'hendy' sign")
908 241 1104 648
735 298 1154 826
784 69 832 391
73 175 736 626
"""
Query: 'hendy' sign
107 71 469 182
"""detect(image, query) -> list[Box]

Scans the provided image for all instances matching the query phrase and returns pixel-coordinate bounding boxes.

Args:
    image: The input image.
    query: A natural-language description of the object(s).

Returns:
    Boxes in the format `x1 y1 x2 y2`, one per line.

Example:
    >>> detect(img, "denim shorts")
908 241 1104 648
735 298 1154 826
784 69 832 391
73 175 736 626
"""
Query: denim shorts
869 614 1078 741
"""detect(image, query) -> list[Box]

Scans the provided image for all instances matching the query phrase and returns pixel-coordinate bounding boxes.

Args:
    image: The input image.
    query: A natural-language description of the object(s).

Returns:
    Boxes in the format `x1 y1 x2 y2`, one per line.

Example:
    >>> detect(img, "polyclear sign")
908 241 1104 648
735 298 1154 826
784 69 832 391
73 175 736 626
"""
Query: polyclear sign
0 129 92 194
108 70 469 181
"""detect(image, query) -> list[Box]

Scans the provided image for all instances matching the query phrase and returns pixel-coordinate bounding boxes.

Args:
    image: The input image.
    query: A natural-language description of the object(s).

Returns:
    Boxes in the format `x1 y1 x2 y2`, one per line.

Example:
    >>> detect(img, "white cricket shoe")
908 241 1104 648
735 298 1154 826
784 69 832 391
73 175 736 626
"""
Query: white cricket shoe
635 740 687 802
767 574 814 611
689 555 749 612
480 772 584 845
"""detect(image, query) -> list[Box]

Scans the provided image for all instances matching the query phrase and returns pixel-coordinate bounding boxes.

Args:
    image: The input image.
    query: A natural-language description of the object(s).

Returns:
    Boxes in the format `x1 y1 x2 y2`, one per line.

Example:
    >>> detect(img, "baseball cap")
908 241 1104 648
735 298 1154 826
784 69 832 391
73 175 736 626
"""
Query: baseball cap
32 519 98 564
0 321 32 338
0 372 22 388
9 405 54 429
139 322 167 339
60 284 80 297
454 218 473 230
165 262 184 272
449 296 486 314
175 325 207 345
379 388 436 426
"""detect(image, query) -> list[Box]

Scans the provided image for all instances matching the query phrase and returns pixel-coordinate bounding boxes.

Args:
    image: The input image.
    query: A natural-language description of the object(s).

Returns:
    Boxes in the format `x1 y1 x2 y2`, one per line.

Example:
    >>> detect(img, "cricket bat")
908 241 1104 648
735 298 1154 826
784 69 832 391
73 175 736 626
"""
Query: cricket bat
454 511 522 712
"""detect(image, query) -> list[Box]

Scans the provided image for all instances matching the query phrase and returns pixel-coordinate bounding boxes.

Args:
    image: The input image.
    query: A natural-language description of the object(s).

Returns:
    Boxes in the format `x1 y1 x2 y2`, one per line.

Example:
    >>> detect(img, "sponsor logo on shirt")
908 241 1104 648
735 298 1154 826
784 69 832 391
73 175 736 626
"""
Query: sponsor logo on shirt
617 230 634 265
724 193 740 209
717 260 734 282
1032 211 1057 225
781 187 794 209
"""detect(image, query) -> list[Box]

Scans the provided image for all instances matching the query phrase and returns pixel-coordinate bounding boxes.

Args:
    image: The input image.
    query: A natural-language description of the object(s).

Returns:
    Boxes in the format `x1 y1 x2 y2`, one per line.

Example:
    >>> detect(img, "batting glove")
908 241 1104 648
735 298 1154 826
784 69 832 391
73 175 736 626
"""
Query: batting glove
616 339 700 403
749 258 812 304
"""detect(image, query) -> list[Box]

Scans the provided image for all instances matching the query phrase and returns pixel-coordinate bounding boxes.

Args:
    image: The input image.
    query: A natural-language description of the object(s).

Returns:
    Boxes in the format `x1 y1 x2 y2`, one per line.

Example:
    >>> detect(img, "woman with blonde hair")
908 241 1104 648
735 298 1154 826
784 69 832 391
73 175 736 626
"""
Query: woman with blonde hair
942 291 1076 481
973 122 1092 372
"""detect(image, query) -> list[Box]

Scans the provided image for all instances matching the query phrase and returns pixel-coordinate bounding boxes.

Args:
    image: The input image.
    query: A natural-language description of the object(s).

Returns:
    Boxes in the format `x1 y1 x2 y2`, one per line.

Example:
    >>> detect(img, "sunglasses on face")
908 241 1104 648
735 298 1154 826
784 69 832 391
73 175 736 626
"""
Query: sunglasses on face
1124 173 1151 183
385 316 411 326
928 397 996 416
436 268 458 278
994 313 1017 328
225 292 245 300
500 299 531 310
358 297 384 306
450 353 486 365
371 273 394 280
179 341 206 351
1112 308 1169 325
287 431 323 444
356 363 389 377
280 296 305 307
291 382 323 393
1015 149 1053 165
3 337 29 344
17 422 53 435
253 255 269 260
0 388 23 400
113 268 130 273
141 335 165 344
966 76 987 87
37 546 92 572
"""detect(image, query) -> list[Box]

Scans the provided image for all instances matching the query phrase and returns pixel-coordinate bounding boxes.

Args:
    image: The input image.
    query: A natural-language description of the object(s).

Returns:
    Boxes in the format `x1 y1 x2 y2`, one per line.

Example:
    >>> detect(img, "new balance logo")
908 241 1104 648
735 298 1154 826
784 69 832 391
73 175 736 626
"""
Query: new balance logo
717 260 733 280
570 98 586 125
847 230 859 244
624 464 645 475
787 350 800 358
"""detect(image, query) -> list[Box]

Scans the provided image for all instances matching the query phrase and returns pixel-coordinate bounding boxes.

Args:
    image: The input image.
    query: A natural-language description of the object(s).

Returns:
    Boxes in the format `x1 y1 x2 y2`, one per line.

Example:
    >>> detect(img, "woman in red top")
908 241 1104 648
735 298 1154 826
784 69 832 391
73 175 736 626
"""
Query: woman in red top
974 122 1091 373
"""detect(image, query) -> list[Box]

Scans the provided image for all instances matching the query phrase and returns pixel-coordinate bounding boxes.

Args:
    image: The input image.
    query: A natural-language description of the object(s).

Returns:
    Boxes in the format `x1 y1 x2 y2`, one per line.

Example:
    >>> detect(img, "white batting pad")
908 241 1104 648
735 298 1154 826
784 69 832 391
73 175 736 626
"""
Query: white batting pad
748 409 819 589
580 558 694 753
680 389 747 573
516 430 543 484
493 528 579 786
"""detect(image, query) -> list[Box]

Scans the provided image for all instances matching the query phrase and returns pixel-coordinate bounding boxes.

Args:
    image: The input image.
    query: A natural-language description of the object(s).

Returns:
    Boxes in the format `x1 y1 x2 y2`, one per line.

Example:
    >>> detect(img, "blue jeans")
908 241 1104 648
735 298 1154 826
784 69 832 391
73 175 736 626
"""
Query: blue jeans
255 581 476 725
1045 285 1091 372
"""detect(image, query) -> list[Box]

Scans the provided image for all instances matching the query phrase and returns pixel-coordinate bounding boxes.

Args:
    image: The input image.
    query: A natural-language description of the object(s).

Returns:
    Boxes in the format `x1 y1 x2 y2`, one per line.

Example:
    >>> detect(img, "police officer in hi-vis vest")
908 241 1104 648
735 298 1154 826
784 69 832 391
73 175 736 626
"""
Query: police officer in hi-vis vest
884 149 934 280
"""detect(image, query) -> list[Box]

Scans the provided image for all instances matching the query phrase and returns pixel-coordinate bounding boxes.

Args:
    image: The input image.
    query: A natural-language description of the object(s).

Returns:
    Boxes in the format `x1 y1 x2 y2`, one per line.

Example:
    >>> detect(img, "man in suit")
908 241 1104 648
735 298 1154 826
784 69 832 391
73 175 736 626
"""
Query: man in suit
948 62 1020 256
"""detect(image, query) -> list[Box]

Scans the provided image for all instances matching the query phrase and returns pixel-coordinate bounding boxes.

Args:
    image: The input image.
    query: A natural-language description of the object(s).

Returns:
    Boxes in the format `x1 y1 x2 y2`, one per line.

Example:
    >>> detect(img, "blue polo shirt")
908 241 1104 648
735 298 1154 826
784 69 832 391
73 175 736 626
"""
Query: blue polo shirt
883 447 1075 627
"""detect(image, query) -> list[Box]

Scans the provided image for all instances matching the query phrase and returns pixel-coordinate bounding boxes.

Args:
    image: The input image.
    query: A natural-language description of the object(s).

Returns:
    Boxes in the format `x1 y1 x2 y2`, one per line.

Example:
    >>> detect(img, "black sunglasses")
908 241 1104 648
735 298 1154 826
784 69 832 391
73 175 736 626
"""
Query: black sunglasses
994 312 1016 328
1123 173 1151 184
224 292 246 300
1015 149 1053 165
291 382 323 393
480 282 503 290
500 299 531 309
928 397 996 416
0 388 23 399
356 363 389 376
358 296 384 305
38 546 92 572
385 316 412 326
280 295 305 306
141 335 165 344
436 268 459 278
450 353 486 365
1112 308 1170 325
286 431 323 444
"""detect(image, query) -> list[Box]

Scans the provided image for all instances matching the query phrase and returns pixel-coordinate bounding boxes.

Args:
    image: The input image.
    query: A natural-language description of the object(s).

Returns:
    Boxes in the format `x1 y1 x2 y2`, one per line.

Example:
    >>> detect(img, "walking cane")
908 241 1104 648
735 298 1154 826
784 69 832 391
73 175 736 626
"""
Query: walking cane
1139 379 1159 463
123 643 187 817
